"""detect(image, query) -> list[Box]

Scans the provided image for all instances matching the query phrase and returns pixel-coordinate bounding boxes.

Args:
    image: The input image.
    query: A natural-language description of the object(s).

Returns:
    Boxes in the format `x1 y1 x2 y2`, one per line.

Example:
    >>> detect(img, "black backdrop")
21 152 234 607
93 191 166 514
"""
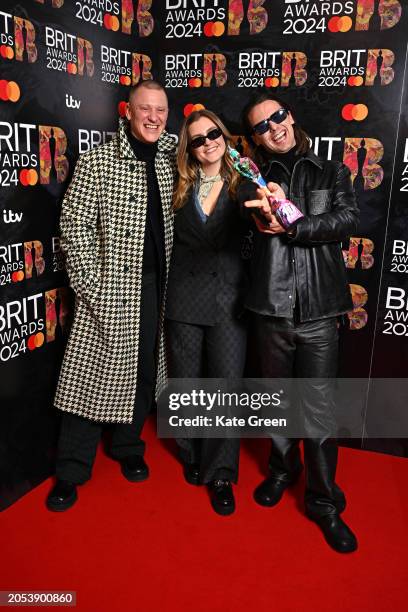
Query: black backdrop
1 0 407 510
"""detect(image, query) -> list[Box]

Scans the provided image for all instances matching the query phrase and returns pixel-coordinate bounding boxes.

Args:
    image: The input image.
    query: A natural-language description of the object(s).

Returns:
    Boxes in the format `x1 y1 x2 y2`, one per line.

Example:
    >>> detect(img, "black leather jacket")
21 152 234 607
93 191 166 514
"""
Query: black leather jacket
237 148 359 322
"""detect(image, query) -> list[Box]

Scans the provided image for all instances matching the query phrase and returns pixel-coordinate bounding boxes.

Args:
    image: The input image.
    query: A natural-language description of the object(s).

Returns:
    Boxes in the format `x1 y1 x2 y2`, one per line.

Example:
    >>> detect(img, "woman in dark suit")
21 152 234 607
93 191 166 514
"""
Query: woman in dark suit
165 109 249 515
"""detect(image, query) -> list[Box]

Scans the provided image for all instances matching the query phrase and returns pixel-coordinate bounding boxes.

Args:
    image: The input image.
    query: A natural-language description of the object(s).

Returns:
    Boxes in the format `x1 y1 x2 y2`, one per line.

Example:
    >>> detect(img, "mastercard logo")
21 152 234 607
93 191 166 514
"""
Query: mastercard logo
67 62 77 75
20 169 38 186
11 271 24 283
27 332 45 351
120 75 132 86
0 80 20 102
348 76 364 86
188 78 202 88
118 101 128 117
0 45 14 60
342 104 368 121
203 21 225 37
104 14 120 31
328 16 353 33
264 77 280 88
183 103 205 117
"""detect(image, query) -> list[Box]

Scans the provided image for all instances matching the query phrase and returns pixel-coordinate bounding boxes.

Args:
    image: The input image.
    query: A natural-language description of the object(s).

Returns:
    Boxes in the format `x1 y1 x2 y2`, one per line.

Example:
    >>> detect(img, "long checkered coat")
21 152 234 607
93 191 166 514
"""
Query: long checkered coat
54 119 176 423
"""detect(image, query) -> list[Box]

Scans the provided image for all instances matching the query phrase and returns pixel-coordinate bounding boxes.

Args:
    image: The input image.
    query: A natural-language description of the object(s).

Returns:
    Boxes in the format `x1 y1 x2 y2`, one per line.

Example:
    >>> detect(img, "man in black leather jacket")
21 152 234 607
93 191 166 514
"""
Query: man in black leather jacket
239 93 359 553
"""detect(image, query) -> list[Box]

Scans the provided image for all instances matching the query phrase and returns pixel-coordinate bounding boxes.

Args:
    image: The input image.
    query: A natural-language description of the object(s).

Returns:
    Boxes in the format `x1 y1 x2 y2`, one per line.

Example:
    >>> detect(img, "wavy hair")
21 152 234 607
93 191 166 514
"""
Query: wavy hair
173 109 241 211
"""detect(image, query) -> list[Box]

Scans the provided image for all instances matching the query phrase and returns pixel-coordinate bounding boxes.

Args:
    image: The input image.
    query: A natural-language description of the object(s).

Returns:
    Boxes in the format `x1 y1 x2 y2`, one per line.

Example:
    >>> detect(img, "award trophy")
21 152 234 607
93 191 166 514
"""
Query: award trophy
228 146 304 230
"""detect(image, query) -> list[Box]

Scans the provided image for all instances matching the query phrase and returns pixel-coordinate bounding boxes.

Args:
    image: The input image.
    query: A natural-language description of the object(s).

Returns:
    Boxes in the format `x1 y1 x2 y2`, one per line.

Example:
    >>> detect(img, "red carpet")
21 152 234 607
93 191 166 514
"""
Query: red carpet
2 419 408 612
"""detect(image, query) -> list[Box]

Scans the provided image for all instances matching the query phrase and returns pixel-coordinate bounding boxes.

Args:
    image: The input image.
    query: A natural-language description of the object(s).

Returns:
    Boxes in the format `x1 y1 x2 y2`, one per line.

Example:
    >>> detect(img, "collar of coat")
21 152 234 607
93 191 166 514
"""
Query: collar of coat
261 146 324 176
117 117 177 160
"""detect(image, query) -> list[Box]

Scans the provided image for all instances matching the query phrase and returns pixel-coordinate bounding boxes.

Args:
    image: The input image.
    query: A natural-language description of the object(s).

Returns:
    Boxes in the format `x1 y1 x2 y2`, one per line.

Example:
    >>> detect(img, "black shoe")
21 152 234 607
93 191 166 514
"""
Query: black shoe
312 514 358 553
120 456 149 482
209 480 235 516
253 476 293 507
46 480 78 512
183 462 200 486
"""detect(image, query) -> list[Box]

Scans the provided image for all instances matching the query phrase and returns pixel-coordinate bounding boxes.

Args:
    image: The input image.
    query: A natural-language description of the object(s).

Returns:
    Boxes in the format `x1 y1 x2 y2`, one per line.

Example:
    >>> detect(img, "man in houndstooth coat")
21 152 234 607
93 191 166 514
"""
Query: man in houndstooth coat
47 81 177 511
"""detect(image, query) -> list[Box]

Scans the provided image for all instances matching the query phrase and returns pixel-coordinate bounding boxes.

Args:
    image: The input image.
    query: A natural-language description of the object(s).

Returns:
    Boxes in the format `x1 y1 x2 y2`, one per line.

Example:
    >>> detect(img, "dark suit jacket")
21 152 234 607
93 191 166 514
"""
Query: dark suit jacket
165 183 250 326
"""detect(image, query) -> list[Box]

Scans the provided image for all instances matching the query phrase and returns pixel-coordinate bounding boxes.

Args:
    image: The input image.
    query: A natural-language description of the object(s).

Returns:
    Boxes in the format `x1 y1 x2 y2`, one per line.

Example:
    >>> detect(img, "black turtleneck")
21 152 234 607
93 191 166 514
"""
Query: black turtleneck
260 145 300 197
127 131 164 282
128 132 158 162
276 146 299 174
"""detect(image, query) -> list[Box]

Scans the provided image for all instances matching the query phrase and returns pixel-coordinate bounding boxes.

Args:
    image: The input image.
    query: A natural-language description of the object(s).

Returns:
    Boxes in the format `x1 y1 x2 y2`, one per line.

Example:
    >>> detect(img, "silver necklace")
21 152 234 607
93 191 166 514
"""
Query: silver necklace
197 168 222 206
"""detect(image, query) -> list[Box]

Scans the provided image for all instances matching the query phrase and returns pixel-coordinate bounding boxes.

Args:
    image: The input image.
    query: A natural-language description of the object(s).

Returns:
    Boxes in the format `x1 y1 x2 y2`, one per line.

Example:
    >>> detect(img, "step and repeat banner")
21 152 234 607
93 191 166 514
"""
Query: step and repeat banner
0 0 407 509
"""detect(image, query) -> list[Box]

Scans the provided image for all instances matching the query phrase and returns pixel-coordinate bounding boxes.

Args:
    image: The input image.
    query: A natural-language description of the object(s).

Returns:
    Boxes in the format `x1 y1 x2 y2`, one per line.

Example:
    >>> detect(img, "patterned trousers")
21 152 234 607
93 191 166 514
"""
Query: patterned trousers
165 317 247 484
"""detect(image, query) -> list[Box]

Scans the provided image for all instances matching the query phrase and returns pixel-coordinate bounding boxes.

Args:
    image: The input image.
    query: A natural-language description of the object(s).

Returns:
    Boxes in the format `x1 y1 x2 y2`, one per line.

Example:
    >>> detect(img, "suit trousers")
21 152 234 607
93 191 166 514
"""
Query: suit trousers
56 272 159 484
252 313 346 518
165 317 247 484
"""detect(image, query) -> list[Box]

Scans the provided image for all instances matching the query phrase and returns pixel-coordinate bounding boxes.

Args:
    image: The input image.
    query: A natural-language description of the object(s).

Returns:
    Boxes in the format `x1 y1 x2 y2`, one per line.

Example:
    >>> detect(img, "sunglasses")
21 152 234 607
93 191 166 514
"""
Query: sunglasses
189 127 223 149
252 108 289 136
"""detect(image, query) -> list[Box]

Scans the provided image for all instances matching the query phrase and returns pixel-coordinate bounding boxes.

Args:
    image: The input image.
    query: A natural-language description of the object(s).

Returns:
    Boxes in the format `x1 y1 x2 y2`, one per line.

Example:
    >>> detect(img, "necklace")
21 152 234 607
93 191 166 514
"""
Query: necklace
197 168 222 206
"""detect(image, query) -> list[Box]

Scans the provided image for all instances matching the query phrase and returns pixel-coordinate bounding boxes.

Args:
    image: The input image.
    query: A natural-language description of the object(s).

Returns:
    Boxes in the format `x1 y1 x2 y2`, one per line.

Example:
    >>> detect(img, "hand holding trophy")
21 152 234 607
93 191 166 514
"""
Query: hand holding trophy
229 146 304 230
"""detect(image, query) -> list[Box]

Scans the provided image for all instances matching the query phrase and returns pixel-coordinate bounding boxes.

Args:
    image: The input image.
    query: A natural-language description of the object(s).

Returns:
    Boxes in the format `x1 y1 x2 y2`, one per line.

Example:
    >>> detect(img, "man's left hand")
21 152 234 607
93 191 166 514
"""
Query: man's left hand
252 214 286 235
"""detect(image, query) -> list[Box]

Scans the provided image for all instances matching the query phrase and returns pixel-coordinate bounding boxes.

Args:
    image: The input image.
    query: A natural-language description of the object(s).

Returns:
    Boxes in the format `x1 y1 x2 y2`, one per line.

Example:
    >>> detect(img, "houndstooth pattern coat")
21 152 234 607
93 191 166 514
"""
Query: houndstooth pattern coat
54 118 177 423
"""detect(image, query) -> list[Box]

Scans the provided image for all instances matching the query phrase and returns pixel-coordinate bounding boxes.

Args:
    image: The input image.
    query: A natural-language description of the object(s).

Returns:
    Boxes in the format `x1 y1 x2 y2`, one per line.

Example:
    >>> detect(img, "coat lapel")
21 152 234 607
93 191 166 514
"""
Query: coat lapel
179 182 230 248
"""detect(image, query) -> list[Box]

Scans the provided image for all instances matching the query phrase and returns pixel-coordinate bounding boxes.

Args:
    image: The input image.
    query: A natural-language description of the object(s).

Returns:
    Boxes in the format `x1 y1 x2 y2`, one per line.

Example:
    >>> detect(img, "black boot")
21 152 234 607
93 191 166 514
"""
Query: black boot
46 480 78 512
120 456 149 482
254 470 301 507
209 480 235 516
311 514 358 553
183 462 200 486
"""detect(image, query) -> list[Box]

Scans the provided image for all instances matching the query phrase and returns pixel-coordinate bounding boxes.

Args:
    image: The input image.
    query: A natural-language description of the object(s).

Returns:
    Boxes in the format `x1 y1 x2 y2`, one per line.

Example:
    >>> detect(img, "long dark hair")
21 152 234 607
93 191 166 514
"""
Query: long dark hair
242 93 310 165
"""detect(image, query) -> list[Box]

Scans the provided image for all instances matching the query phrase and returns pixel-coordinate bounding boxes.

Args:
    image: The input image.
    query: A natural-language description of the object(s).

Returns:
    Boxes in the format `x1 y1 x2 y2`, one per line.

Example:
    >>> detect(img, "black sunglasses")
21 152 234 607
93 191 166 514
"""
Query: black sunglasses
252 108 289 135
189 127 223 149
